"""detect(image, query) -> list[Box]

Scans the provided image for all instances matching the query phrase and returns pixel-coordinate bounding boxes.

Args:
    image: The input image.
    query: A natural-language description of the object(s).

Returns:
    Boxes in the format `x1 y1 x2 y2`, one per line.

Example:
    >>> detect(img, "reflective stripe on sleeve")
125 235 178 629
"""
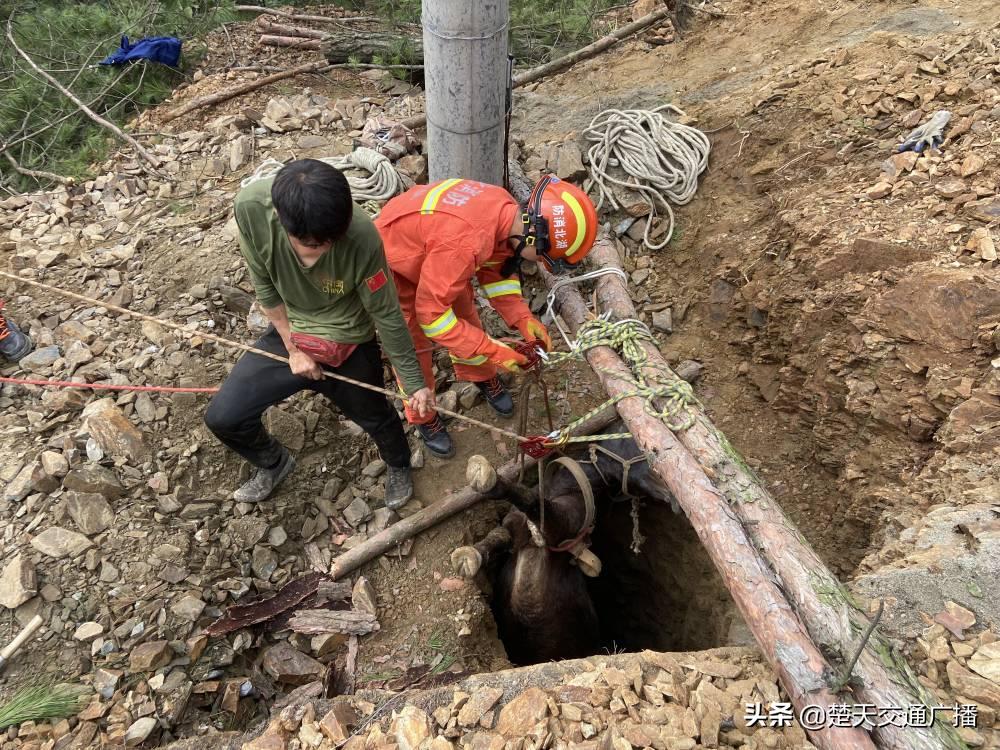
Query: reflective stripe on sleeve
482 279 522 298
450 352 489 366
419 307 458 338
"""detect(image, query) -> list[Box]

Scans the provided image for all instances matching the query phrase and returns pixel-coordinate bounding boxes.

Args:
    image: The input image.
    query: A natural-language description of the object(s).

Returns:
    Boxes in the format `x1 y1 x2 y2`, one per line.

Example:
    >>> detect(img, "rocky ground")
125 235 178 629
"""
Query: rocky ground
1 0 999 749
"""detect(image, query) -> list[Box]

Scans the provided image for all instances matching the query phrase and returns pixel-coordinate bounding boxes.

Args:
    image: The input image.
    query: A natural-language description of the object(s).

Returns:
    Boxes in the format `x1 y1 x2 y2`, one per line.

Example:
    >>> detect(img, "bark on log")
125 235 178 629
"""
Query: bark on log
401 7 671 131
328 409 618 580
259 35 322 50
237 6 379 24
543 267 875 750
321 29 423 65
255 19 328 39
287 609 379 636
160 61 329 123
583 240 964 750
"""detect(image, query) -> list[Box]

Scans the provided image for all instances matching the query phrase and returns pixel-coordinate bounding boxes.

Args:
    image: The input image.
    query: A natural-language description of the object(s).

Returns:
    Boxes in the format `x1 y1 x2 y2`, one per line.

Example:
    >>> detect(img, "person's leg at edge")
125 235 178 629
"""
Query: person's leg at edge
203 328 305 501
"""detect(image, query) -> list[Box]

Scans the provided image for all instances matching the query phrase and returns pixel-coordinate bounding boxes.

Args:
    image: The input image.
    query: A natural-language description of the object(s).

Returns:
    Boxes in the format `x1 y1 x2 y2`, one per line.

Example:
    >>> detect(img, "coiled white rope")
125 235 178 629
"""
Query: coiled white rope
583 105 710 251
240 147 406 206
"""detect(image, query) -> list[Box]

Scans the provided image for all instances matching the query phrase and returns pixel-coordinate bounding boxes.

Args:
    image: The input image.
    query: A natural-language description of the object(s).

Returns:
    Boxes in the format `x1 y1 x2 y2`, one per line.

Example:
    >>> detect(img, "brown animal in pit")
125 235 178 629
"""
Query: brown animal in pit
488 491 600 665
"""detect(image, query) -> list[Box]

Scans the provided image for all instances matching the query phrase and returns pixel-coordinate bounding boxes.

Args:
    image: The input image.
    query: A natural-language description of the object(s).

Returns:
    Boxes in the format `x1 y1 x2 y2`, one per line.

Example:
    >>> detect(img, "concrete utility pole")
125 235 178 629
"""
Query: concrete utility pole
422 0 509 185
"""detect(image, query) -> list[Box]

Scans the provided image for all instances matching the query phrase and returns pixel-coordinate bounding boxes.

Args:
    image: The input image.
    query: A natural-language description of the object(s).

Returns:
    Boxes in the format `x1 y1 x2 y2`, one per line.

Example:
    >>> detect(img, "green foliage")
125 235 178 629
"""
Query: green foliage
0 683 90 731
331 0 625 66
0 0 236 190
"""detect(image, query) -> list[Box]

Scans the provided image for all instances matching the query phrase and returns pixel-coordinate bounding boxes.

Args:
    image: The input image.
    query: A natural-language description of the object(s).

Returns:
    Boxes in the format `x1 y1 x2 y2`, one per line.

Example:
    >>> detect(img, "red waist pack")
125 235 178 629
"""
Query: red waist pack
289 333 358 368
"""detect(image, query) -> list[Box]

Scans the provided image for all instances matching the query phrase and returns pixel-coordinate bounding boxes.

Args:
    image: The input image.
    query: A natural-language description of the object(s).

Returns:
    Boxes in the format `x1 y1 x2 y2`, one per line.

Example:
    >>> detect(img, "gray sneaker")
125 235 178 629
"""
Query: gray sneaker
385 466 414 510
233 449 296 503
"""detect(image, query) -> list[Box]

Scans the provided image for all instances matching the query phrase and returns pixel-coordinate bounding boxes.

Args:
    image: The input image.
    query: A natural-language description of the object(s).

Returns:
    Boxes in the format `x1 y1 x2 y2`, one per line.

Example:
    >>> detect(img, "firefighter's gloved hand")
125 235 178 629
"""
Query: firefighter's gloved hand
516 317 552 352
482 339 530 373
898 110 951 153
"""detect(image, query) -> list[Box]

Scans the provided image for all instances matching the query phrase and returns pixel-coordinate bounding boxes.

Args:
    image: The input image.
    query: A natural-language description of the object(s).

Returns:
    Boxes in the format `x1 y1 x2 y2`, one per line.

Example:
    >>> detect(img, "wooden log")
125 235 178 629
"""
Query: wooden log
236 5 379 24
160 61 329 123
544 268 875 750
402 7 671 131
584 240 964 750
328 409 618 580
321 28 423 65
255 19 328 39
259 34 322 50
287 609 379 636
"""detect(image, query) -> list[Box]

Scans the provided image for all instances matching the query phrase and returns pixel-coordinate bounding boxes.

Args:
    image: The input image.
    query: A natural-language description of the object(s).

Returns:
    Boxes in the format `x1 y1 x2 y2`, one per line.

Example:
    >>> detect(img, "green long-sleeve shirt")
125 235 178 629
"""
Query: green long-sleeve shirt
234 177 425 395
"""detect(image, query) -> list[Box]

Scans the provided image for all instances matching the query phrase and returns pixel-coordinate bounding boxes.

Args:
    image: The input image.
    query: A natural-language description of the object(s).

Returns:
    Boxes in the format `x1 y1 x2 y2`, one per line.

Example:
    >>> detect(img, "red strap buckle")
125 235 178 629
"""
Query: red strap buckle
519 436 554 459
511 341 544 371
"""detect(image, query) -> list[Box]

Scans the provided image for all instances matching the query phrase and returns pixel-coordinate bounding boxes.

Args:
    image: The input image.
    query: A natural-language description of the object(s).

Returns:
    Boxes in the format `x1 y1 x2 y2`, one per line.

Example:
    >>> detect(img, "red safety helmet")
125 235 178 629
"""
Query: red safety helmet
517 176 599 274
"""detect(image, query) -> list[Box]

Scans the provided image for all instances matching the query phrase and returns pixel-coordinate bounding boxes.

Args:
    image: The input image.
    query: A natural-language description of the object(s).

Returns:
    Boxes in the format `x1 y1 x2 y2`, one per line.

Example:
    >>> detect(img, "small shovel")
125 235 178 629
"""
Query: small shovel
0 615 44 673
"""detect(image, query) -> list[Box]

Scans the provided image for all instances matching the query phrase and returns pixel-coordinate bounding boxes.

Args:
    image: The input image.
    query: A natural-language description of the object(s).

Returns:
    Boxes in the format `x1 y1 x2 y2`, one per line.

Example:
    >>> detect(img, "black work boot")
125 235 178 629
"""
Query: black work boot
385 465 414 510
476 376 514 417
0 311 33 362
417 414 455 459
233 448 295 503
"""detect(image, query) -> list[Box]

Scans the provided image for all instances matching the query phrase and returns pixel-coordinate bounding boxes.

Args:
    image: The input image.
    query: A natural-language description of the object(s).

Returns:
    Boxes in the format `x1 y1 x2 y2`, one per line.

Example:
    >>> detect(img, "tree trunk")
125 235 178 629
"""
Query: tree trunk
582 240 963 750
259 35 322 50
321 28 423 65
543 265 876 750
328 409 618 580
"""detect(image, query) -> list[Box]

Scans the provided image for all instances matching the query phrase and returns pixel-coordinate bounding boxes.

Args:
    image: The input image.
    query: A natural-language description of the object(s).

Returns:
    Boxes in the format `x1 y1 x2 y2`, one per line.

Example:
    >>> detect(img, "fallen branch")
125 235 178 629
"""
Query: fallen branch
2 152 72 186
5 19 161 171
236 5 378 24
160 60 328 123
543 263 875 750
584 240 965 750
255 19 327 39
259 35 322 50
402 6 672 130
328 409 618 580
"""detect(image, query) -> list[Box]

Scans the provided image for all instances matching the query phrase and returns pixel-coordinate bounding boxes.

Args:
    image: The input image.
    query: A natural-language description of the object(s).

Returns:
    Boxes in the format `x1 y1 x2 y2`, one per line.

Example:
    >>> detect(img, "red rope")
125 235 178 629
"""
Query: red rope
0 376 219 394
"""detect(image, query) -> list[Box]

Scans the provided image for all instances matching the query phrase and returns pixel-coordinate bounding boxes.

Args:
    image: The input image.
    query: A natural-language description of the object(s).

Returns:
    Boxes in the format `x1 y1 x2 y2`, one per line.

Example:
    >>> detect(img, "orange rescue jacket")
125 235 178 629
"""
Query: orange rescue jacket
375 179 532 361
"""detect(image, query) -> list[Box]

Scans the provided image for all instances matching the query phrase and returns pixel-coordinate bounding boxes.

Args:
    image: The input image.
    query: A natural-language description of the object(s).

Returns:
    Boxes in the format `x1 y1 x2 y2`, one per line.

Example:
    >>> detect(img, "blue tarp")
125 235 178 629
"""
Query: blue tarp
100 36 182 67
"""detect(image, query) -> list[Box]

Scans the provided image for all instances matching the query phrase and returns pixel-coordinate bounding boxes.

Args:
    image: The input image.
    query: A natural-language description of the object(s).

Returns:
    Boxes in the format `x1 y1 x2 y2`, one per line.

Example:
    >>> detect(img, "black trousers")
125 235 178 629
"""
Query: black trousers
204 328 410 469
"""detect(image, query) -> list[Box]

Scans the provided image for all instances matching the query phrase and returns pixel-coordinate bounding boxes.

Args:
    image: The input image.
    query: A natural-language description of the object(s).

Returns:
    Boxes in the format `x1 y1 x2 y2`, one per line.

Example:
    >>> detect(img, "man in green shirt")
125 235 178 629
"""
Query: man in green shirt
205 159 434 508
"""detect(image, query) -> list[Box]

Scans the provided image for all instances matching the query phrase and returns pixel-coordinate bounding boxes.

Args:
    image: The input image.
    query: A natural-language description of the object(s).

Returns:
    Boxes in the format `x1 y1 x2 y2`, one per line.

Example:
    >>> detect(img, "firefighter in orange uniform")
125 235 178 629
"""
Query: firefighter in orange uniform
375 175 598 458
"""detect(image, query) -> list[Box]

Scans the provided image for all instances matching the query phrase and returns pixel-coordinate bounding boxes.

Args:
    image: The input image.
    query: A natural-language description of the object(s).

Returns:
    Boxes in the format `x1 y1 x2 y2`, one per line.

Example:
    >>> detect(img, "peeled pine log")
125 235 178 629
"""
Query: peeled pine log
584 240 964 750
544 266 874 750
321 28 423 65
328 410 617 580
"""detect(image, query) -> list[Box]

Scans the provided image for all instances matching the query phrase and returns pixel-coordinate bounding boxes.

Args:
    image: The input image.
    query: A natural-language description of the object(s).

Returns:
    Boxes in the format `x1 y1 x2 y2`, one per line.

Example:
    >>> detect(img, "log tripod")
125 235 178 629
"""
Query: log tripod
541 239 964 750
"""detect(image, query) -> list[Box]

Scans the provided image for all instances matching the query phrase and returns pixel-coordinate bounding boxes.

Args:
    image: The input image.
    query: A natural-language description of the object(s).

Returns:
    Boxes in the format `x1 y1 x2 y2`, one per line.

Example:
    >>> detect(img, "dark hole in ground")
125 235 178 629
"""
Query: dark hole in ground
486 488 750 666
587 496 748 654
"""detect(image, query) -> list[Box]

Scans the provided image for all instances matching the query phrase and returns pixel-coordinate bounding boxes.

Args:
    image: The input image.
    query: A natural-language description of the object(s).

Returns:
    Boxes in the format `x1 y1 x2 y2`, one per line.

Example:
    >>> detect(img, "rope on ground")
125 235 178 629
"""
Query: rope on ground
0 270 526 445
583 105 711 250
240 147 405 205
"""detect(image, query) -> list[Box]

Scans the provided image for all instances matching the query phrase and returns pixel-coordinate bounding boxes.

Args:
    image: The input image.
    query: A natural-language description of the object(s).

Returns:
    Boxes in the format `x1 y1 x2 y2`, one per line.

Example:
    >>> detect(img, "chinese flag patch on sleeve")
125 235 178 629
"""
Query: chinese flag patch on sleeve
366 269 388 293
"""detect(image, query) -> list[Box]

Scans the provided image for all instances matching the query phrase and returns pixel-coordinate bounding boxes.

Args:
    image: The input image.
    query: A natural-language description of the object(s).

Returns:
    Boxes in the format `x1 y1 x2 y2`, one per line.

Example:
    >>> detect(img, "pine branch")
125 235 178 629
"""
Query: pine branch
2 152 72 185
5 17 162 171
